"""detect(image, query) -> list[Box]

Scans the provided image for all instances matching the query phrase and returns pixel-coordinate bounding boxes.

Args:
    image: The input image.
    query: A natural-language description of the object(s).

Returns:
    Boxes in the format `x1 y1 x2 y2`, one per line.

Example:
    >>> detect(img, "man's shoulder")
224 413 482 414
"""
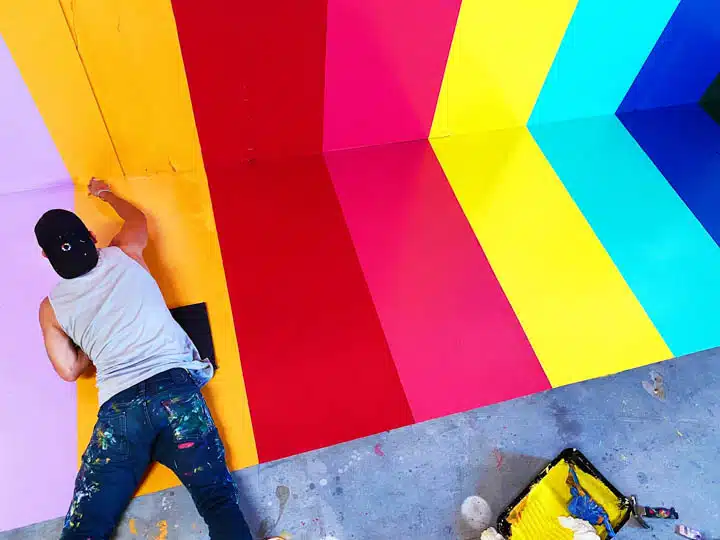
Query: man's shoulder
39 296 59 328
105 243 149 272
100 245 139 267
99 245 123 257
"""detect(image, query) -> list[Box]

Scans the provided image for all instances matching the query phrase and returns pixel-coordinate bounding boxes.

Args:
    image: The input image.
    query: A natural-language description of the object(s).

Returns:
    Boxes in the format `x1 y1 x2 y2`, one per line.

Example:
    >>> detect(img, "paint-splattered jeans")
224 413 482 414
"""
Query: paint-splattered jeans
61 368 253 540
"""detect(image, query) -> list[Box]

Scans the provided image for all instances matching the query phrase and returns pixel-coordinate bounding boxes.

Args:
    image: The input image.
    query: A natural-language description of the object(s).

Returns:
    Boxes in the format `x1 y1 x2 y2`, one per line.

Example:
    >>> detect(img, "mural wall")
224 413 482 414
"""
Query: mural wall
1 0 718 531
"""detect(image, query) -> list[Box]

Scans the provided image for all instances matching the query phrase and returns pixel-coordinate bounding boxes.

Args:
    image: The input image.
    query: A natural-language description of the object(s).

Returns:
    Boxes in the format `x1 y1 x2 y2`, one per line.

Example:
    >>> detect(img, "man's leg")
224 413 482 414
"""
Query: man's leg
152 390 253 540
61 409 150 539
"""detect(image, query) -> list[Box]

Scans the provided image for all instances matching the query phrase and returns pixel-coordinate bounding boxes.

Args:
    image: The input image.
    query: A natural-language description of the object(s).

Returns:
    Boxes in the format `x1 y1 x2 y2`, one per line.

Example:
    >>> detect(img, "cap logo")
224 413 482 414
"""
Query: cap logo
61 242 72 252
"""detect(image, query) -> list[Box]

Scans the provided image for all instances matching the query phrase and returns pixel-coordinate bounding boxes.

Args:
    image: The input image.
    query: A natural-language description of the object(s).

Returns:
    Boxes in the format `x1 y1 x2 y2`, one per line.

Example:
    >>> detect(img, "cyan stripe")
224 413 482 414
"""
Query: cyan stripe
531 115 720 356
529 0 680 125
620 104 720 246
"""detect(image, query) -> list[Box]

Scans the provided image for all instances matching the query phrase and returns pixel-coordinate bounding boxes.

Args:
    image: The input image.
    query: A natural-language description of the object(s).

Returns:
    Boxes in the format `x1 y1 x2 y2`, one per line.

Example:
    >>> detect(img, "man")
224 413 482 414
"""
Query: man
37 179 274 539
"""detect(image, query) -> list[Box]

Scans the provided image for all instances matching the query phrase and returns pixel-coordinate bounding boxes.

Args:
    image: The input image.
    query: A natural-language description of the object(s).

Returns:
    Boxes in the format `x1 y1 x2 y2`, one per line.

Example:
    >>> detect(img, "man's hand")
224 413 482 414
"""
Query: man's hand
88 178 112 200
88 177 149 268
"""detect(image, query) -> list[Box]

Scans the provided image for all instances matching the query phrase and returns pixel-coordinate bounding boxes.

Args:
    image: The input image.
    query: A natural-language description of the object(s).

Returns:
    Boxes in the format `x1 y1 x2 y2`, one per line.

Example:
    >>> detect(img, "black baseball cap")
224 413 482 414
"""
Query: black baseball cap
35 209 99 279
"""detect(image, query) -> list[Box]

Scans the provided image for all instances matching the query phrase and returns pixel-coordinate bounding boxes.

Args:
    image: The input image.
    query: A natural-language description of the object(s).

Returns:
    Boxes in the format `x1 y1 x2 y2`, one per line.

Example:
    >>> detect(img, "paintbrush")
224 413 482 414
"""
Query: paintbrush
630 495 678 528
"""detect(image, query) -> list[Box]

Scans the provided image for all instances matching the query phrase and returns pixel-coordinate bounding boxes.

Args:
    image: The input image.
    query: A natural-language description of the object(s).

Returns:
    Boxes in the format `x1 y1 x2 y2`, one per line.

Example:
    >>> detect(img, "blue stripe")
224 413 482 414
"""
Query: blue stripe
531 115 720 356
619 0 720 112
620 104 720 245
530 0 679 125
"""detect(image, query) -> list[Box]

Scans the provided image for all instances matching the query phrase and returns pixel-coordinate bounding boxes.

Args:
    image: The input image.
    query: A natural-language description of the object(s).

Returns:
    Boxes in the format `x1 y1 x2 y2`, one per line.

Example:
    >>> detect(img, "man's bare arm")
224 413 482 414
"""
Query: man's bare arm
88 178 149 266
39 298 91 382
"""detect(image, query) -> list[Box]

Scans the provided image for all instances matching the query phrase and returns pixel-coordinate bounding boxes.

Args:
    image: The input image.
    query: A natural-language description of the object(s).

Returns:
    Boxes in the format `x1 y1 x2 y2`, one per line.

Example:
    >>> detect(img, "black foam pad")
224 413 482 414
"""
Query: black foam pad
170 302 218 370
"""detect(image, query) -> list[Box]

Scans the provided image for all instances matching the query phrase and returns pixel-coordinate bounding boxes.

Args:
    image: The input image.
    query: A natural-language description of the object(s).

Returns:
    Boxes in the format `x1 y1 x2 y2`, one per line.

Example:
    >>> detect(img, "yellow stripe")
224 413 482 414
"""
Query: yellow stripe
3 0 258 496
431 129 671 386
431 0 578 138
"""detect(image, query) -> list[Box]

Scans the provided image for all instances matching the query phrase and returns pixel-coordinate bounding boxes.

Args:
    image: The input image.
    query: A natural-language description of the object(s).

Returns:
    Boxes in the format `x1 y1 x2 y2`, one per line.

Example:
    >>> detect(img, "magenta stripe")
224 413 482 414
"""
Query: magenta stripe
327 141 550 422
0 37 76 532
323 0 460 152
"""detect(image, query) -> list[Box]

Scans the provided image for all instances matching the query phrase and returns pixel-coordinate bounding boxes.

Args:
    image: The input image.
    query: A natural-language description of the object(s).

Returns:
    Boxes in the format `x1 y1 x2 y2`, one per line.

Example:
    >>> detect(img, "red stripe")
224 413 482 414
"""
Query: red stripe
206 157 414 461
171 0 327 163
172 1 412 461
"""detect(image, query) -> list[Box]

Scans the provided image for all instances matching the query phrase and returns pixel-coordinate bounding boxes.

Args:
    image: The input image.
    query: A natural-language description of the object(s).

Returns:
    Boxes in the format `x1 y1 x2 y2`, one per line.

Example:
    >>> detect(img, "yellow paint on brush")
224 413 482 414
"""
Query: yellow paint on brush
508 460 626 539
2 0 258 496
431 0 578 138
431 129 671 386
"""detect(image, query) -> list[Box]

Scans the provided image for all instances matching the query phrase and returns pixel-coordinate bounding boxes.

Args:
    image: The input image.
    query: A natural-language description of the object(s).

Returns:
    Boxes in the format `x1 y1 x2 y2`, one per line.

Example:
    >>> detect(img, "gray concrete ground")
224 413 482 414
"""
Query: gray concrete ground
4 348 719 539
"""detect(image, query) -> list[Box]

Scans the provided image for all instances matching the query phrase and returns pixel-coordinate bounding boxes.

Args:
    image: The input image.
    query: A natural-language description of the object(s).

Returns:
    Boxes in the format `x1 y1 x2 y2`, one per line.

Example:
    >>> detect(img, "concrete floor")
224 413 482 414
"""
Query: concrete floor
4 348 719 540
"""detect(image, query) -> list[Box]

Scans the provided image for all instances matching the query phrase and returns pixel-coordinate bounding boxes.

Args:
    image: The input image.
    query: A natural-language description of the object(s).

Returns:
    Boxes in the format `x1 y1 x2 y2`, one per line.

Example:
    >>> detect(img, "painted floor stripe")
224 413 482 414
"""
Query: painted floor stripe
327 140 550 422
432 128 671 387
620 105 720 247
173 0 414 462
202 157 415 463
533 115 720 356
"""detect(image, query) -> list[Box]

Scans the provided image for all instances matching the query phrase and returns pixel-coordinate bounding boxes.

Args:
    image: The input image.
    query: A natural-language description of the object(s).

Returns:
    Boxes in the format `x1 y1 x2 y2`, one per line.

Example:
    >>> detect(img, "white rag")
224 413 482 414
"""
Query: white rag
558 516 601 540
480 527 505 540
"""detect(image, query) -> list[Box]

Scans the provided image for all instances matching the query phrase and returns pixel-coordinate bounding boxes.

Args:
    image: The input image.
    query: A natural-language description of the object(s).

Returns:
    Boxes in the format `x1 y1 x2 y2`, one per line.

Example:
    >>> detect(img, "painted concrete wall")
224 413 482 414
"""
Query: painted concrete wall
0 35 78 530
1 0 718 533
529 0 680 125
0 38 68 194
619 0 720 112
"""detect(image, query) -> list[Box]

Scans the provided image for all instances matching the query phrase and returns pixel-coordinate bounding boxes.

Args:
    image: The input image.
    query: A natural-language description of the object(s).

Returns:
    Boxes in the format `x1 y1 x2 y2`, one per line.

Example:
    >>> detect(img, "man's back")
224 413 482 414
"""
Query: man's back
37 180 258 540
49 246 212 405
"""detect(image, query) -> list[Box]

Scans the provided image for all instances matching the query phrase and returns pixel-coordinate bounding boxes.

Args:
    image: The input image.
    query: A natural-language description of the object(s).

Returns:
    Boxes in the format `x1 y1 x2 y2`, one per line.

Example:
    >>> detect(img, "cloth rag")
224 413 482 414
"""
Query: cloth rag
480 527 505 540
559 516 601 540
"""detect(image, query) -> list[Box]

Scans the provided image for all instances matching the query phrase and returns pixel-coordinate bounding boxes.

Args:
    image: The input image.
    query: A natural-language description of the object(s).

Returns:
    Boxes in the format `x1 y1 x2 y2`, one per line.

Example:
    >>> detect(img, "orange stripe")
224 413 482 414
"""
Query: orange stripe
3 0 258 498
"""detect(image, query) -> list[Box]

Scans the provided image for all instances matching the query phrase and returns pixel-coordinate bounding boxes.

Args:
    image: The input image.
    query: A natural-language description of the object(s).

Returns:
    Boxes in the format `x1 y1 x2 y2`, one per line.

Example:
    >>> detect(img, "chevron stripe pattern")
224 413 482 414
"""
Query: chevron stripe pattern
0 0 718 530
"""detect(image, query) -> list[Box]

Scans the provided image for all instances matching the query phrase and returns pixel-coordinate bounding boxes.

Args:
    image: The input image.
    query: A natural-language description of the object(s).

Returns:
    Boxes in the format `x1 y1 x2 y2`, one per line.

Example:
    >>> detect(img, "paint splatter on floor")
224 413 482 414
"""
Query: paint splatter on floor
642 370 666 401
257 485 292 538
128 518 137 535
153 520 168 540
493 448 504 470
373 443 385 457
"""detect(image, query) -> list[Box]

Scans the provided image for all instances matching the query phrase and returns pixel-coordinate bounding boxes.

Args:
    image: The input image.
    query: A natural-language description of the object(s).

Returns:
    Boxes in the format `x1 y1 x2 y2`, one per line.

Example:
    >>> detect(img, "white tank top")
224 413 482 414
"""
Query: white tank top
49 247 213 404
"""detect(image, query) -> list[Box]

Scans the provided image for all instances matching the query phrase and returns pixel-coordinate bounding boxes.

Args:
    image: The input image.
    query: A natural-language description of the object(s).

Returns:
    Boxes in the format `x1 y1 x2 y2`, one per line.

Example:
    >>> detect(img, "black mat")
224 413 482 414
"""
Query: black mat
170 302 218 370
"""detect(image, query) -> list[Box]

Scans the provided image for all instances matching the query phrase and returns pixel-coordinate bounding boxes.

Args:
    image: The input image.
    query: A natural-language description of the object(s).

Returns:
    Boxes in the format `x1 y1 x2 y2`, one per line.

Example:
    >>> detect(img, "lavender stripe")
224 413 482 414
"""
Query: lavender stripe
0 36 69 195
0 33 77 532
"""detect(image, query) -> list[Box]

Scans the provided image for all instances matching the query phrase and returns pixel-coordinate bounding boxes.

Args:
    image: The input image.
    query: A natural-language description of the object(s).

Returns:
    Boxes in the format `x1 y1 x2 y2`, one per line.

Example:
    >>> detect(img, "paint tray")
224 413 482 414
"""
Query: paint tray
497 448 631 539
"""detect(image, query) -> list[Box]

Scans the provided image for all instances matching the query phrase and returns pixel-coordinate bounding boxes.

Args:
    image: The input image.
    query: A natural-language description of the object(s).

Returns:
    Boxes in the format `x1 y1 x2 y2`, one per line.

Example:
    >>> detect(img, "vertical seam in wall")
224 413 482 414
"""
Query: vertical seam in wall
58 0 126 177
